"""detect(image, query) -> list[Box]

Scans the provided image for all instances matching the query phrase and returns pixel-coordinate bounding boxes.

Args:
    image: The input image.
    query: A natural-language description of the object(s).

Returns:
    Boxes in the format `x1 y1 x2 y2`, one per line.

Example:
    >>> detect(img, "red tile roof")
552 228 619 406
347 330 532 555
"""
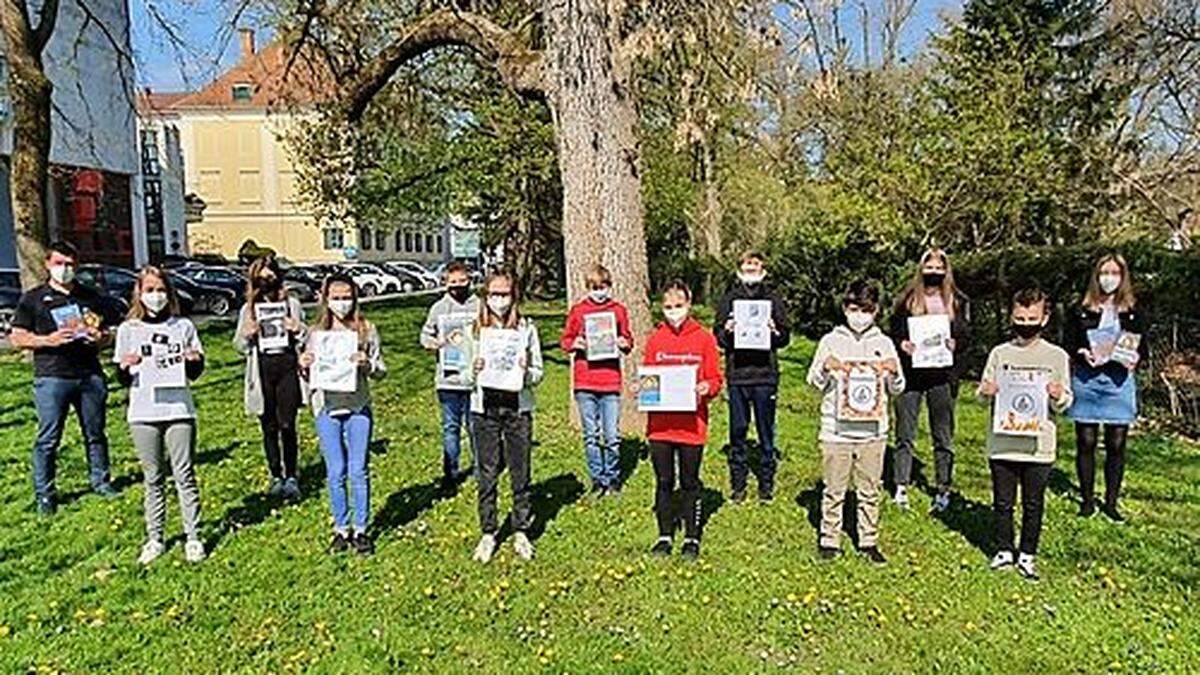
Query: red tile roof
165 41 334 111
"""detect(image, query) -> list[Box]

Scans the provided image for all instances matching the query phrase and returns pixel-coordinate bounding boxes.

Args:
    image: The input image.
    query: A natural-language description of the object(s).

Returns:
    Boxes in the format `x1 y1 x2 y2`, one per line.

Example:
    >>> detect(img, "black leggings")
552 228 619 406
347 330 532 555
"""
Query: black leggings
259 353 301 480
650 442 703 540
1074 423 1128 509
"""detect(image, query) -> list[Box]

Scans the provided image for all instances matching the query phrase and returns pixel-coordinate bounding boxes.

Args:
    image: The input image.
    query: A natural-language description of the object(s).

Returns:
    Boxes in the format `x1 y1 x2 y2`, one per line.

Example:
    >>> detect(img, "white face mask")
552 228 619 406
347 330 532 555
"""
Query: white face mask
845 311 875 333
1098 273 1121 295
738 272 765 286
588 288 612 303
663 307 689 326
328 299 354 319
49 264 75 285
142 291 169 315
487 296 512 316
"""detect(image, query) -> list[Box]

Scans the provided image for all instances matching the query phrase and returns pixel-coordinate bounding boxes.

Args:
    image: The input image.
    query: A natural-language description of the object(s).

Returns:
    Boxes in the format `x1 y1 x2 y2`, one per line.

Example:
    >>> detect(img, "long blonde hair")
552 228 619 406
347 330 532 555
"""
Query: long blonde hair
897 248 959 319
314 273 371 340
1083 253 1136 312
474 268 522 336
126 266 181 321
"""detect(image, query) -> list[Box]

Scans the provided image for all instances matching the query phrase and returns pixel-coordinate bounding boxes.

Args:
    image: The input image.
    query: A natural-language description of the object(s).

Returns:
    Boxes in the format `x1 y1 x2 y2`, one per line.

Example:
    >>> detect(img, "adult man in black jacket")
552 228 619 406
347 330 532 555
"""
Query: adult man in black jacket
714 251 791 502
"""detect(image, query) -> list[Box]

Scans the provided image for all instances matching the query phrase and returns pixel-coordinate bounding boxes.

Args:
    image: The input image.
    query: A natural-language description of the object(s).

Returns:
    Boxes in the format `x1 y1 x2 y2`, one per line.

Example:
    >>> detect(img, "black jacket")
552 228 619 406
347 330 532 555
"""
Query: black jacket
713 283 791 386
1064 303 1149 378
888 290 971 391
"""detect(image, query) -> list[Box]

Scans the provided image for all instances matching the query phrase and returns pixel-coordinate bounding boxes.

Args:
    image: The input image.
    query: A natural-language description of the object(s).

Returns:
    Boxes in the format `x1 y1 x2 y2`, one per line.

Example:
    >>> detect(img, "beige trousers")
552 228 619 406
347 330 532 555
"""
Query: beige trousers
820 439 885 549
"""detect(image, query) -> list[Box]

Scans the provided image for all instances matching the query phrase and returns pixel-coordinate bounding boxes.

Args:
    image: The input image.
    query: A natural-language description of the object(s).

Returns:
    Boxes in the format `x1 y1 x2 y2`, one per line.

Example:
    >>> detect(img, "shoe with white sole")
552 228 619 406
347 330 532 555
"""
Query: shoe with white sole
1016 553 1039 581
184 539 206 563
473 534 498 564
989 550 1014 571
513 532 535 560
138 539 165 566
894 486 910 509
932 491 951 513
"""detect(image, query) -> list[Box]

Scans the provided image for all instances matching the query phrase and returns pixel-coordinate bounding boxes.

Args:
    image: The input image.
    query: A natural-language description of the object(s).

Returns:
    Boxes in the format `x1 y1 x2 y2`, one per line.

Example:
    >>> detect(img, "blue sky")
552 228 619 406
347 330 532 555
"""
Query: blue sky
132 1 963 91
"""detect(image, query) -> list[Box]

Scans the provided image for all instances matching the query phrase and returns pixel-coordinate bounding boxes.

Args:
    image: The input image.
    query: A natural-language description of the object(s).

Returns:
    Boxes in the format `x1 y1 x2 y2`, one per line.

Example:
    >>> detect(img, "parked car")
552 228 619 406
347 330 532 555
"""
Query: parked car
176 266 247 295
336 263 403 296
75 264 174 316
282 265 325 296
167 272 239 317
381 261 438 290
431 259 484 284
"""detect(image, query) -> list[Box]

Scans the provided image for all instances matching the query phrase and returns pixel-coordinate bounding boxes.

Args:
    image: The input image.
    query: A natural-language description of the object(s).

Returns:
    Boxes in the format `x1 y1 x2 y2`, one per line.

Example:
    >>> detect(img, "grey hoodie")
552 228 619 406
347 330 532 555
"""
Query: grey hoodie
420 293 480 391
806 324 906 443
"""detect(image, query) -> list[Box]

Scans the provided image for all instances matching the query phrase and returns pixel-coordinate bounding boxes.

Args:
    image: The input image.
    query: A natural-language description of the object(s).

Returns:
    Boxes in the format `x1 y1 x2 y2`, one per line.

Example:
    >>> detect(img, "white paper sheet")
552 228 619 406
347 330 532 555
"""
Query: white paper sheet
993 364 1049 437
255 302 290 352
907 314 953 369
135 325 187 389
310 330 359 393
836 361 885 422
477 328 527 393
584 311 620 361
733 300 772 350
637 364 698 412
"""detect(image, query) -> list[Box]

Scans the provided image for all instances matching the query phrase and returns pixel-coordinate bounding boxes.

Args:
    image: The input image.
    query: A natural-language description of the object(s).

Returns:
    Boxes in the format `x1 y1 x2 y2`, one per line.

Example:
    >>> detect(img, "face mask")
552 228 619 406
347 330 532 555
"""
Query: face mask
923 273 945 287
738 272 765 286
588 288 612 303
328 299 354 319
845 311 875 333
258 275 281 292
663 307 689 326
448 285 471 303
142 291 169 315
1013 323 1042 340
487 296 512 316
1098 274 1121 295
49 264 75 285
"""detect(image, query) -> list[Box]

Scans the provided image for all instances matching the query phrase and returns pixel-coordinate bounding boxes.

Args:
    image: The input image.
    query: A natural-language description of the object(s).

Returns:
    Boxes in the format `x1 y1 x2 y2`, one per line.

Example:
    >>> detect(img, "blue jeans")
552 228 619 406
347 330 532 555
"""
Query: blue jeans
315 408 372 533
728 383 778 493
575 391 621 487
437 390 474 478
32 375 111 505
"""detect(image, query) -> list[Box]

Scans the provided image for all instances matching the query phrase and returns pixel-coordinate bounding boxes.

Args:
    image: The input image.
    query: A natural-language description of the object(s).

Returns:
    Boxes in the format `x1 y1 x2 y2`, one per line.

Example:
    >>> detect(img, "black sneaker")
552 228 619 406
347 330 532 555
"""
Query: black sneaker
94 483 120 499
352 533 375 556
859 546 887 565
328 532 351 554
1078 500 1097 518
36 498 57 517
680 538 701 560
1102 504 1126 524
606 483 623 498
590 482 606 498
818 546 840 560
650 537 672 556
758 487 775 503
730 488 747 504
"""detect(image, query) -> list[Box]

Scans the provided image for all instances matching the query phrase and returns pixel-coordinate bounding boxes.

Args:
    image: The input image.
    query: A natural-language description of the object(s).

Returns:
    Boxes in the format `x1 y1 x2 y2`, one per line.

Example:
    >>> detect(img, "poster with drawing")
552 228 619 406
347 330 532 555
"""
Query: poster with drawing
310 331 359 392
135 325 187 389
637 365 697 412
733 300 772 350
584 312 620 361
836 361 885 422
438 313 473 376
1087 324 1121 365
993 364 1049 437
50 303 91 340
907 314 953 368
255 302 289 351
1110 332 1142 369
477 328 526 392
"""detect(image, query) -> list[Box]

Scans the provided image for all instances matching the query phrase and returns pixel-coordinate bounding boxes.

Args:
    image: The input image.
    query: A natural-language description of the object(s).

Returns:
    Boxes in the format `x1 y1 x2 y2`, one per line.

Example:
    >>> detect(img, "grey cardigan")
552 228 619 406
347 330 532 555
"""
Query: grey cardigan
233 295 309 416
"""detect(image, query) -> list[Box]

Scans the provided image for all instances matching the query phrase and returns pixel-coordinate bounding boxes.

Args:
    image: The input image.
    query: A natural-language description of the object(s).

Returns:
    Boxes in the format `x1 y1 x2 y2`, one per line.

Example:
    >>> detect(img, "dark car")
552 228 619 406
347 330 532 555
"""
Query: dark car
283 265 324 294
177 266 248 296
167 272 239 317
74 264 159 317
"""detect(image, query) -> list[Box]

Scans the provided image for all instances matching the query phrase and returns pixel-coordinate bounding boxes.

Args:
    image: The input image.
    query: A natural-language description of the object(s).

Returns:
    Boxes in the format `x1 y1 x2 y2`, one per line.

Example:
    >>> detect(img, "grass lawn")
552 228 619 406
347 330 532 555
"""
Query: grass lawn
0 298 1197 672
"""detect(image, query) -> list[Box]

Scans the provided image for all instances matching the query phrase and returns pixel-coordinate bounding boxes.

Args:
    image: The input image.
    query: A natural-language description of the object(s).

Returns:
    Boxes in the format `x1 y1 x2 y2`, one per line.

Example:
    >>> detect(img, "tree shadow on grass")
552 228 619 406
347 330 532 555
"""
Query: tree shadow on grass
498 472 585 543
204 460 326 552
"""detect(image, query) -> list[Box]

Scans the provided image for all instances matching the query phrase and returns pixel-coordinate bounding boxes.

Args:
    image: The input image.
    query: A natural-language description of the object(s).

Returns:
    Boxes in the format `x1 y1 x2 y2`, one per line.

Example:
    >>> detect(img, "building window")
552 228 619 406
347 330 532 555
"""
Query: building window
231 83 253 102
425 234 434 253
436 235 444 254
404 231 413 253
323 228 344 250
140 130 160 176
360 227 372 250
414 233 423 253
375 229 387 251
395 230 404 251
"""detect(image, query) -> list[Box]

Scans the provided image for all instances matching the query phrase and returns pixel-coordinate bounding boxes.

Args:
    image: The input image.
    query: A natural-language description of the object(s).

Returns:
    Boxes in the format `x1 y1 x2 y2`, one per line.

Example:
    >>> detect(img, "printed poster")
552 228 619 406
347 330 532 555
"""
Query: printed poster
993 364 1049 437
637 365 698 412
907 314 953 369
584 312 620 361
733 300 772 351
1087 325 1121 365
310 330 359 393
50 303 91 340
1110 332 1142 369
255 302 289 351
477 328 526 393
836 361 885 422
438 313 473 376
136 325 187 389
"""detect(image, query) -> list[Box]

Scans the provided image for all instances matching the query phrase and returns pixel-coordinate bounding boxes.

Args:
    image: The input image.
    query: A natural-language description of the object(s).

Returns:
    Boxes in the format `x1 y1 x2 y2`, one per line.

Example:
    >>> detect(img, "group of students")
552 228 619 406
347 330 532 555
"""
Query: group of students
11 242 1145 580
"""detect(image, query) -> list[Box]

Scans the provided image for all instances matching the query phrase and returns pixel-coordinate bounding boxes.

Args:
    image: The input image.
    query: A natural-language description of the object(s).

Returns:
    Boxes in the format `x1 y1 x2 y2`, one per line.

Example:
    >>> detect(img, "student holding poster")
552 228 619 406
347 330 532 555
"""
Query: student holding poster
635 281 723 560
1064 254 1148 522
300 275 386 556
888 248 971 512
560 265 633 496
806 280 904 564
465 270 544 564
713 251 790 503
234 256 307 500
113 267 207 564
420 262 480 486
978 288 1072 581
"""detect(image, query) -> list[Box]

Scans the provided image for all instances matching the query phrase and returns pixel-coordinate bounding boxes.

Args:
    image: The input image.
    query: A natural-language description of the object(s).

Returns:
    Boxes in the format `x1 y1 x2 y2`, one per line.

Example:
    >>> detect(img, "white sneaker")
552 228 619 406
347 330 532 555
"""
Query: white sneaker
473 534 497 564
513 532 535 561
184 539 206 563
894 486 910 509
989 551 1014 571
137 539 165 566
932 492 951 513
1016 553 1039 581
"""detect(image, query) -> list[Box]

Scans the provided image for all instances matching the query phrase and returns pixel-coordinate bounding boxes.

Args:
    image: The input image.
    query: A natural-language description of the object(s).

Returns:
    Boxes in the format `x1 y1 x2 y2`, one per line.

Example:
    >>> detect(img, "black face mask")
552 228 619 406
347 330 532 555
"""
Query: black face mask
923 273 945 288
448 285 471 303
258 276 282 294
1012 323 1042 340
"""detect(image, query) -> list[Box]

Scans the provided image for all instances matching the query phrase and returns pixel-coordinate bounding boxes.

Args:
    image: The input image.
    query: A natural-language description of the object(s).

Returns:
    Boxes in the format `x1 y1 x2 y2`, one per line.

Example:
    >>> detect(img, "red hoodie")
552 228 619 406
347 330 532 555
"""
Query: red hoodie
642 317 724 446
560 297 634 393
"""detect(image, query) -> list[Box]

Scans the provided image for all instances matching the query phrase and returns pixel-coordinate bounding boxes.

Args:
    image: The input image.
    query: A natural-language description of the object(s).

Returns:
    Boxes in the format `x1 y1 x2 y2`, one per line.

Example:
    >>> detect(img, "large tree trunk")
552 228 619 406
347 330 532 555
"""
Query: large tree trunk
545 0 653 433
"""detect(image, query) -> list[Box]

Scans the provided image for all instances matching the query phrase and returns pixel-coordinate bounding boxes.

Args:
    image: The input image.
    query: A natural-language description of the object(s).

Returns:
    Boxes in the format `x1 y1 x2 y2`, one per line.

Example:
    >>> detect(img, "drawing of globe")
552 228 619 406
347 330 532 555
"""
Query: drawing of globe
852 385 873 404
1013 393 1035 414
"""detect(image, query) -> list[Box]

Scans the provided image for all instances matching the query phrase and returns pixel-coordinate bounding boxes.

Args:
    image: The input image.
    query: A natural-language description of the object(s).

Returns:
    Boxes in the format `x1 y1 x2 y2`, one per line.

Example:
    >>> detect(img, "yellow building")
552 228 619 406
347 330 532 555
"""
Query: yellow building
149 30 447 265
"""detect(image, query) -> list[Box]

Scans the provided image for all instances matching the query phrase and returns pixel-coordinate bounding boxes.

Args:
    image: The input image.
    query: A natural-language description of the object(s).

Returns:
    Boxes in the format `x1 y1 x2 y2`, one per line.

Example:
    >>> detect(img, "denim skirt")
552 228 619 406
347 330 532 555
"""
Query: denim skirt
1067 365 1138 425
